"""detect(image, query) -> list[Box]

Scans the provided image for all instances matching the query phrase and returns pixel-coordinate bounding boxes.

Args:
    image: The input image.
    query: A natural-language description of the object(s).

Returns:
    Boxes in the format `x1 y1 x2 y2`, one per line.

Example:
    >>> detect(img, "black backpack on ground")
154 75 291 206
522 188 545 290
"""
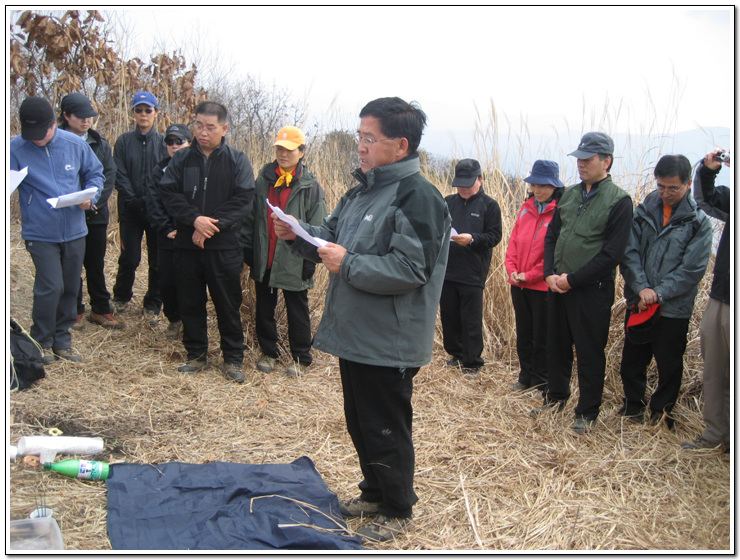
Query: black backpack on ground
9 318 46 391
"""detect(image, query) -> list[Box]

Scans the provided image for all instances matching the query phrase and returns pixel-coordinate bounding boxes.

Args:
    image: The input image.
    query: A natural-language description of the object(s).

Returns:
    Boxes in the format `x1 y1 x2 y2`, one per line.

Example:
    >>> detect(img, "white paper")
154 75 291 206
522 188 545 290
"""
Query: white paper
266 199 328 248
46 186 98 209
450 227 459 240
8 167 28 194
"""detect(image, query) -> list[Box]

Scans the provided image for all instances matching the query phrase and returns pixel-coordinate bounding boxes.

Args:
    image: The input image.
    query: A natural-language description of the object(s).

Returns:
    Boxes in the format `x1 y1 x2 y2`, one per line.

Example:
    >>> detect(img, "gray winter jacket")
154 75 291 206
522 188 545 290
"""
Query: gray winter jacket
620 189 712 319
290 154 451 367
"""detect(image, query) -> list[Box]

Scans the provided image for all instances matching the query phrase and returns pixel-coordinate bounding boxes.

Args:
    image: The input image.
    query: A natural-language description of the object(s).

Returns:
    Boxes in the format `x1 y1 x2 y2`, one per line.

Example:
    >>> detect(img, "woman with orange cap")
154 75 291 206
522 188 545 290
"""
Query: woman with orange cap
241 126 327 377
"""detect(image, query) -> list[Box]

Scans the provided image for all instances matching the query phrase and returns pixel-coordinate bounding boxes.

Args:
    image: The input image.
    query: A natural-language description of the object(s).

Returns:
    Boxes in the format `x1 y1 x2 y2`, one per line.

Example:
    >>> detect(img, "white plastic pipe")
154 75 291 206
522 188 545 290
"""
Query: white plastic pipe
17 436 104 458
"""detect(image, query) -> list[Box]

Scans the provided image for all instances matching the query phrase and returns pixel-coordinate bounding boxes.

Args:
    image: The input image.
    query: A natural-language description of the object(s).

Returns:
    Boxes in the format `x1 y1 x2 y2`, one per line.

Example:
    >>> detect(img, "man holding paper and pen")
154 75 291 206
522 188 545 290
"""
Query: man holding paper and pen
273 97 450 543
10 96 104 364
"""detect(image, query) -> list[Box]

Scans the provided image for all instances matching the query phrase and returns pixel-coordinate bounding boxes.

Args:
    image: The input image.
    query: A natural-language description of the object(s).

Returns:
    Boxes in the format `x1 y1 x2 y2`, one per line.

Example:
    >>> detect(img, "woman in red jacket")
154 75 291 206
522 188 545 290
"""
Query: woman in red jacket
505 160 564 394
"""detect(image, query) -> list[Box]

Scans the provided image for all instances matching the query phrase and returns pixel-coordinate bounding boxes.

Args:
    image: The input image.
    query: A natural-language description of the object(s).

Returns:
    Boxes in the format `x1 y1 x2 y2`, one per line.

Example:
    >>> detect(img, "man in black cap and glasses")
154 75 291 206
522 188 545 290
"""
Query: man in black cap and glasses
10 96 105 364
58 92 121 331
531 131 632 435
440 158 502 378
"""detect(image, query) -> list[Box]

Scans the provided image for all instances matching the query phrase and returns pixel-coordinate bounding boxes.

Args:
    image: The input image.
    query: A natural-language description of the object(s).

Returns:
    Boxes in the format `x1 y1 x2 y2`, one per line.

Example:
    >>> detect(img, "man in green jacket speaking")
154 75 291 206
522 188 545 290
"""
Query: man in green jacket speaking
273 97 450 543
532 131 633 435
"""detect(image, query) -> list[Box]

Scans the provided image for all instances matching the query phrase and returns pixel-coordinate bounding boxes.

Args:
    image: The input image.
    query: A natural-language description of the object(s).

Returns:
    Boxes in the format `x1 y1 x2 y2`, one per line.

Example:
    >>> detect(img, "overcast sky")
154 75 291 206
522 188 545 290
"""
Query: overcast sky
110 5 733 178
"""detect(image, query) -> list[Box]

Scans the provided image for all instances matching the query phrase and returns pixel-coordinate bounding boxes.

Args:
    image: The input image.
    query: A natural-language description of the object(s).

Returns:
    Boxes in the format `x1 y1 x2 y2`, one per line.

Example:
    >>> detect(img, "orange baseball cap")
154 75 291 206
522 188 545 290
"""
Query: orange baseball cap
273 126 306 150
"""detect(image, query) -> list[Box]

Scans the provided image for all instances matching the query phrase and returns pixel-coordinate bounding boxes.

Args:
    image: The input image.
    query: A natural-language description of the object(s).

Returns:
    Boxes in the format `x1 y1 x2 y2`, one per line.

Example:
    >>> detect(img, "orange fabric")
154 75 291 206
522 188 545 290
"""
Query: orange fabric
662 204 672 227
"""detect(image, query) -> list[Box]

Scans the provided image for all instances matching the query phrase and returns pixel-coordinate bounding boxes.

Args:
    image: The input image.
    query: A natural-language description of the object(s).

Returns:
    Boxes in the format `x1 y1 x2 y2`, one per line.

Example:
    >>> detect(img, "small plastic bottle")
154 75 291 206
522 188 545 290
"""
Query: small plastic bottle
43 459 110 480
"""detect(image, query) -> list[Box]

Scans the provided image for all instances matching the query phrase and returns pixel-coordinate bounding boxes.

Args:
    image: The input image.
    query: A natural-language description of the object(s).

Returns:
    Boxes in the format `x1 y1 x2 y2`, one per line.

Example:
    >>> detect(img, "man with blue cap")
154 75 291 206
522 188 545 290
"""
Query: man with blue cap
111 91 167 324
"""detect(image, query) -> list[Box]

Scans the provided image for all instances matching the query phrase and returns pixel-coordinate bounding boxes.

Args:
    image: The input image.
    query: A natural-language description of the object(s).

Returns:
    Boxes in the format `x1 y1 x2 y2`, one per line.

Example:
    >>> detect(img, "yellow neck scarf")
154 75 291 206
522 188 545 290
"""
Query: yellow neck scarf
274 166 295 188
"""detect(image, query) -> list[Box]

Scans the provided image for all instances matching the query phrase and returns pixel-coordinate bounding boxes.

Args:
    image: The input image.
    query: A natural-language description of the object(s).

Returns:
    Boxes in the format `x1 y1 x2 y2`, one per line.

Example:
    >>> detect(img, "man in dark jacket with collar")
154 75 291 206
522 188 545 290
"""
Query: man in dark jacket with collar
160 101 255 383
273 97 450 543
440 158 502 377
682 148 731 452
618 154 712 427
111 91 167 323
532 131 633 435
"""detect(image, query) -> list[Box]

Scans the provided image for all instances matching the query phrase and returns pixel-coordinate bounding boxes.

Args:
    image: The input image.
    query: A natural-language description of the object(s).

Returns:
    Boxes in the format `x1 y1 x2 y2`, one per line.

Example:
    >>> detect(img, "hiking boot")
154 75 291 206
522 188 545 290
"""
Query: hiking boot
510 381 529 392
356 514 413 543
529 400 565 418
462 367 479 379
54 348 82 363
571 417 596 435
41 347 56 365
88 312 123 329
112 300 128 314
285 362 306 378
617 404 644 423
339 497 381 519
222 362 245 383
178 358 207 374
681 436 727 452
446 356 462 368
165 320 182 340
71 314 85 331
257 354 277 373
143 309 159 326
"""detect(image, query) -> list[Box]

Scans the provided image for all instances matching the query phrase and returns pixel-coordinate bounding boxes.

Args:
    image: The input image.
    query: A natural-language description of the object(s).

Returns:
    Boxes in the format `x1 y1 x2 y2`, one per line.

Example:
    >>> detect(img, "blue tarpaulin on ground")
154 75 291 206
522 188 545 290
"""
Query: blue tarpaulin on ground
105 456 363 550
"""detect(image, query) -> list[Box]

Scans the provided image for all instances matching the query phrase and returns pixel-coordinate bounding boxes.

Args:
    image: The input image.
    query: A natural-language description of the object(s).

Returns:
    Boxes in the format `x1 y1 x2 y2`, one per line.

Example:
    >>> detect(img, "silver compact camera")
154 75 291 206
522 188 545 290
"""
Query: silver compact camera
715 150 731 163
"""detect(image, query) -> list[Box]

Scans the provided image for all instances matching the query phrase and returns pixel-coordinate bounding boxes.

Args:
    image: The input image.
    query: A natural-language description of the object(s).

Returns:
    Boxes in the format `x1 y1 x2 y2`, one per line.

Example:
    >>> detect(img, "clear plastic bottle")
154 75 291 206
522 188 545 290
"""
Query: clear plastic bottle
43 459 110 480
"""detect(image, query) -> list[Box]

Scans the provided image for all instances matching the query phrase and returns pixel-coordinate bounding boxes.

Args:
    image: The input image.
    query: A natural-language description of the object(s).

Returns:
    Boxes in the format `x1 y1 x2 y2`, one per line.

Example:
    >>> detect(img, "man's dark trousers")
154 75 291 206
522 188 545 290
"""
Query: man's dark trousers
113 215 161 312
619 314 690 416
157 239 180 323
174 248 244 364
440 280 484 368
254 268 312 366
545 280 615 420
25 237 85 350
339 359 419 519
76 223 112 315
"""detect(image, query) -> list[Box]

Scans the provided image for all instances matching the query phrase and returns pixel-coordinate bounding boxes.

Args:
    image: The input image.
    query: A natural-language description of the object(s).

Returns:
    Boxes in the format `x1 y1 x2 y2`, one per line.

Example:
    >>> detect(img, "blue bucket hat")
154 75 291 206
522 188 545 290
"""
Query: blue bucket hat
523 160 564 188
132 91 158 109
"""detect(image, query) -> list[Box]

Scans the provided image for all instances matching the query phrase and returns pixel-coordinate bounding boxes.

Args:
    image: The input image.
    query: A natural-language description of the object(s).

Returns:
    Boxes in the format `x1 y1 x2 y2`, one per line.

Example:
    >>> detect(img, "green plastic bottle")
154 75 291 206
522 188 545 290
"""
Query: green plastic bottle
43 459 110 480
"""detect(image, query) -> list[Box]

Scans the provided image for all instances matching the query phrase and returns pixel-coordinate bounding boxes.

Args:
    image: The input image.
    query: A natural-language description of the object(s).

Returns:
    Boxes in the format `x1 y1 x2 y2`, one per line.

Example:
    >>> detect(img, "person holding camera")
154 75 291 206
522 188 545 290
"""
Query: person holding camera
617 155 712 428
682 148 731 452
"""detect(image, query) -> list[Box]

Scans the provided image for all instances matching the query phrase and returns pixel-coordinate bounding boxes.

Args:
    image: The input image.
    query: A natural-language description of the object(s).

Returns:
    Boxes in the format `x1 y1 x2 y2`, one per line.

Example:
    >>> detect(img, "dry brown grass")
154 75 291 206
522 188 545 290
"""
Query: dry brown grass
7 210 730 551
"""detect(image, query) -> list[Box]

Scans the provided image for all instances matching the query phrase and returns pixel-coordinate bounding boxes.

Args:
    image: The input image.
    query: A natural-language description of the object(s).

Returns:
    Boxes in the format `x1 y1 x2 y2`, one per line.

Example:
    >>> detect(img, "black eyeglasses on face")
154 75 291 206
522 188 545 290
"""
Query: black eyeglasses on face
165 137 186 146
134 106 154 114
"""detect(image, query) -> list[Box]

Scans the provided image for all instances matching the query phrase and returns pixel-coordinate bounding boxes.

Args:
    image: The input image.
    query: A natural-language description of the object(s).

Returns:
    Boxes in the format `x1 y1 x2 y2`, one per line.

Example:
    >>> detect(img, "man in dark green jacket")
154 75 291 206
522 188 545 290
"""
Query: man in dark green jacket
533 131 633 435
618 154 712 426
273 97 450 543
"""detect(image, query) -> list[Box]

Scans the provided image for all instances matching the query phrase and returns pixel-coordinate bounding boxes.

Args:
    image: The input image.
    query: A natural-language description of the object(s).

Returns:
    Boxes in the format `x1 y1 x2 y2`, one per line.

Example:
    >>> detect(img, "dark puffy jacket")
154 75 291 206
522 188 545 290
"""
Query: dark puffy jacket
143 155 176 246
444 188 502 287
82 128 116 225
114 127 166 222
159 139 255 251
620 189 712 318
693 162 730 304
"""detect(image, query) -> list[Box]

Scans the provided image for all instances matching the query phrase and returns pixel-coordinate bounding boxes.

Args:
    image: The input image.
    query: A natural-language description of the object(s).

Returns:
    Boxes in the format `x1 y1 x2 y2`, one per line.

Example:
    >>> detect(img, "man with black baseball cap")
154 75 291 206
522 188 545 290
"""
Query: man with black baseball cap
532 131 633 435
58 92 121 331
441 158 502 377
10 96 105 364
